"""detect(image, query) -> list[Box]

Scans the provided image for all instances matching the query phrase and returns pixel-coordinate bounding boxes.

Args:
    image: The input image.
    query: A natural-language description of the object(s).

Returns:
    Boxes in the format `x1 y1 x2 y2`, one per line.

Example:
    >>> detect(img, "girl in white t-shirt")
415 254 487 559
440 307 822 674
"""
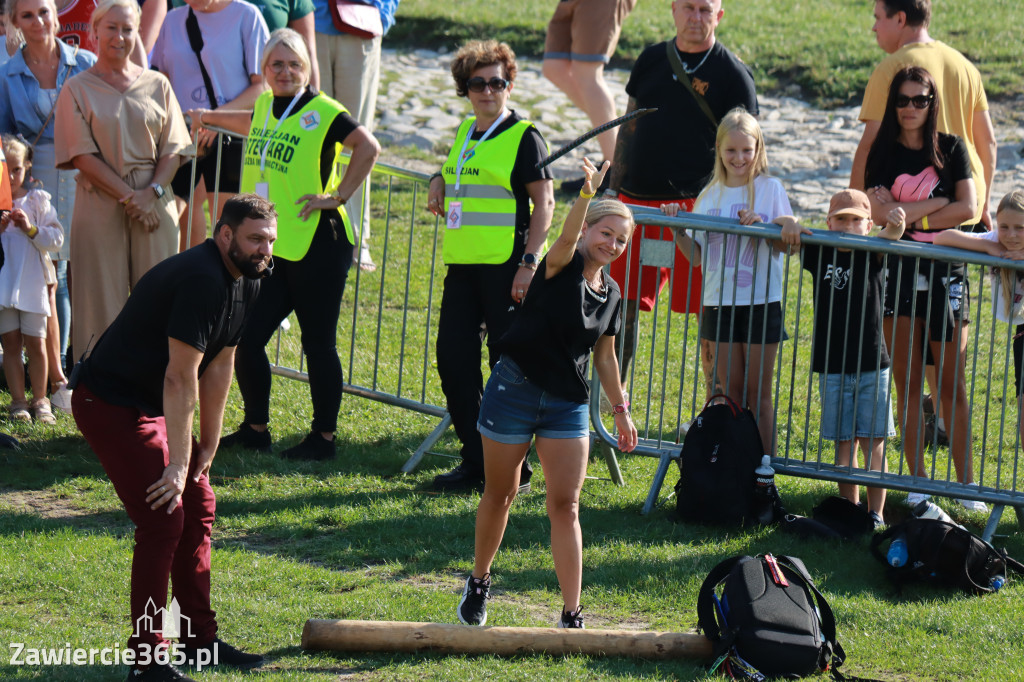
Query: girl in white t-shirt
665 108 793 456
935 189 1024 435
0 135 64 424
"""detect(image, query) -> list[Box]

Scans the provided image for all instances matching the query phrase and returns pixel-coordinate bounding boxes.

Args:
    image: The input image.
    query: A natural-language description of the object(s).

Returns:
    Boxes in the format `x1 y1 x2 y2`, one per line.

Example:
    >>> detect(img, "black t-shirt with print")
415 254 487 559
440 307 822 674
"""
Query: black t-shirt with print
497 251 622 403
802 244 890 374
80 239 259 416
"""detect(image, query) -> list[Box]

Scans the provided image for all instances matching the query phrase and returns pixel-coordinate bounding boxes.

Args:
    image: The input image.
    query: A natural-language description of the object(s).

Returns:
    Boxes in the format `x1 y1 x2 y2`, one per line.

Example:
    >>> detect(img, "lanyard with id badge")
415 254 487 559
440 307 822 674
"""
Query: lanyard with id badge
448 109 509 230
254 90 304 200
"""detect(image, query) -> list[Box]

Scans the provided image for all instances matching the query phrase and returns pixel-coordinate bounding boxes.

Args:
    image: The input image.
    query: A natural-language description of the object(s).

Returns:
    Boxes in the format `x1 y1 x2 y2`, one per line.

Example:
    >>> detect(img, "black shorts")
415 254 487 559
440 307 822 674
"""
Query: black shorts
884 258 970 342
170 135 244 197
700 302 788 344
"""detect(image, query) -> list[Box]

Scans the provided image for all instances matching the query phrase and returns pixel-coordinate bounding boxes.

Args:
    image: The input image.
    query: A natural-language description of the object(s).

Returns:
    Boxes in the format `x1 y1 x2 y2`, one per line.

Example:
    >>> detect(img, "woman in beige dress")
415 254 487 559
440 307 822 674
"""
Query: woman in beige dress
54 0 191 360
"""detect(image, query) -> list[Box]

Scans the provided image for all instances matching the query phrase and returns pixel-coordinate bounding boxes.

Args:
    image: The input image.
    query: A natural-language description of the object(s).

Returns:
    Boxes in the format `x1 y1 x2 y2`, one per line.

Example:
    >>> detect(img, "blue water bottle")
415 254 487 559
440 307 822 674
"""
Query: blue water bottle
887 534 908 567
990 575 1005 592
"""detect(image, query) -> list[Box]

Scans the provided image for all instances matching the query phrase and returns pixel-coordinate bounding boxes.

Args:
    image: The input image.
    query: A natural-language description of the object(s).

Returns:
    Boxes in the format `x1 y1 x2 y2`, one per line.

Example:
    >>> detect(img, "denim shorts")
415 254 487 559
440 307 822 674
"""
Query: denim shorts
818 369 895 441
477 356 590 444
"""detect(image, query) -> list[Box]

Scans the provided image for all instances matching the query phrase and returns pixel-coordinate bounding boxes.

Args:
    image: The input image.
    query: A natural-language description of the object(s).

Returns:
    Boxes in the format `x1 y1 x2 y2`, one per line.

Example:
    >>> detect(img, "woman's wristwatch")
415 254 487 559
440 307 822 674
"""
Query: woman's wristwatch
518 252 539 270
612 401 630 415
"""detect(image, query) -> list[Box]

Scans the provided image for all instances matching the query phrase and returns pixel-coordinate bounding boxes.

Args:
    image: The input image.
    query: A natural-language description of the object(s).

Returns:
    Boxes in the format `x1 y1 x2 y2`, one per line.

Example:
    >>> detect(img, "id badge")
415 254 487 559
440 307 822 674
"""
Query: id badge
255 182 269 200
447 200 463 230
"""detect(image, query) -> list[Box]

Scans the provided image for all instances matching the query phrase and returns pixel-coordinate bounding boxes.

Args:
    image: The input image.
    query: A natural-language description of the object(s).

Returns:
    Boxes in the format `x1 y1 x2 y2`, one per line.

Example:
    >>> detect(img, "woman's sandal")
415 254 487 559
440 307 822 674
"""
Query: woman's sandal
9 401 31 422
30 399 57 425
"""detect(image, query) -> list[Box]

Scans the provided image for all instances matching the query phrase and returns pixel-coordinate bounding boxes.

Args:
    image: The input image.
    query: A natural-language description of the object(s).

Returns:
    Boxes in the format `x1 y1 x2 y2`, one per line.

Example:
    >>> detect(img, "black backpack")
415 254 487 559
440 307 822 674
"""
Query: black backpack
697 554 846 679
675 395 765 525
871 517 1024 594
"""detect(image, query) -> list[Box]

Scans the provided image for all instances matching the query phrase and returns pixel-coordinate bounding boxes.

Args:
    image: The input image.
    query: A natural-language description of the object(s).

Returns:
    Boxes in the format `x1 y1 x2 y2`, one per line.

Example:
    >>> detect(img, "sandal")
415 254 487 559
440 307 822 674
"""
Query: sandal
354 243 377 272
30 398 56 425
9 401 31 422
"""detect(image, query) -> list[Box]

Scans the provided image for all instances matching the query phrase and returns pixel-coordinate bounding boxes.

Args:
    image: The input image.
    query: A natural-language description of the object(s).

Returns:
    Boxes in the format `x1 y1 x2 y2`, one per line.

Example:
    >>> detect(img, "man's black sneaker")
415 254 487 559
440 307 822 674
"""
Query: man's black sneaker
560 173 610 195
281 432 336 460
219 423 272 453
556 605 585 629
125 663 196 682
457 573 490 625
177 638 263 669
432 463 485 492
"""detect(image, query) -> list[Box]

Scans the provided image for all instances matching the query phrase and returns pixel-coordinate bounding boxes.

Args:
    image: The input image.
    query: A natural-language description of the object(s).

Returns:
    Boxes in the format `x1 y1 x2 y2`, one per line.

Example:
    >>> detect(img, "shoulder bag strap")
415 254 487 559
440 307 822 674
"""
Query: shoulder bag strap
185 8 219 110
32 45 79 148
664 40 718 130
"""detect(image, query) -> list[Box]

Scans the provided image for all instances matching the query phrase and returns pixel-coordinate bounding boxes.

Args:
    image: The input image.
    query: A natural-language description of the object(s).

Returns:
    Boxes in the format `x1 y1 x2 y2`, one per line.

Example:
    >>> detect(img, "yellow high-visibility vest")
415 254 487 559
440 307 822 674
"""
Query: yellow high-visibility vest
241 91 352 261
441 116 536 265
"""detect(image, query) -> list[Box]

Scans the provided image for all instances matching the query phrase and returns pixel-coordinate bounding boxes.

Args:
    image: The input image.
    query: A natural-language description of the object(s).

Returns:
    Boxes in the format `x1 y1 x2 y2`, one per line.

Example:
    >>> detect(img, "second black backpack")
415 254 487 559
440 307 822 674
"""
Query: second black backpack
675 395 764 525
871 517 1024 594
697 553 846 679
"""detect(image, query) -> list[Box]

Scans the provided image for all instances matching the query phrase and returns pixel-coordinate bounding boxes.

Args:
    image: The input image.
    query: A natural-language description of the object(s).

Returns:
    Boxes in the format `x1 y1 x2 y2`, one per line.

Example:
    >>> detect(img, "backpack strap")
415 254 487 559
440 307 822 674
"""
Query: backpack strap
696 555 749 642
1003 552 1024 575
776 555 846 672
701 393 743 417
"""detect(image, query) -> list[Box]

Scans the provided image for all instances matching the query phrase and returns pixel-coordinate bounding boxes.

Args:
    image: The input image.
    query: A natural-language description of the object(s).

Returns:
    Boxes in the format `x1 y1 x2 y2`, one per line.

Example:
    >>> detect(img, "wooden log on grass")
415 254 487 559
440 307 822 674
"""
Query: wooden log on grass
301 619 713 660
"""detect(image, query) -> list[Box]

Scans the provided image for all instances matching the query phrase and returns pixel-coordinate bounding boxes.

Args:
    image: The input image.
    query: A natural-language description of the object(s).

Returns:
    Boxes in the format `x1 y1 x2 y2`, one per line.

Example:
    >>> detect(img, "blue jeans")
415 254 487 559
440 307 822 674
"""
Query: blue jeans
54 259 70 369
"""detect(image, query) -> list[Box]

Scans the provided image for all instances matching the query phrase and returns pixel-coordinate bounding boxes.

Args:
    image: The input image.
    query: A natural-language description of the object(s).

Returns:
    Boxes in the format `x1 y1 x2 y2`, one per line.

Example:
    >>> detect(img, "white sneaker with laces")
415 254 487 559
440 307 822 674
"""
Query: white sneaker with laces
905 492 931 508
51 383 73 414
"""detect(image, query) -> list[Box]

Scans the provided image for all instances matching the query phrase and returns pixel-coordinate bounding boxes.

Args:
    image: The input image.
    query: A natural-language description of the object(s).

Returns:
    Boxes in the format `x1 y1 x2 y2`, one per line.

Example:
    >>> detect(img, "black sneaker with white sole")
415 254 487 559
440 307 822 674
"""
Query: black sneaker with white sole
457 573 490 625
556 606 585 629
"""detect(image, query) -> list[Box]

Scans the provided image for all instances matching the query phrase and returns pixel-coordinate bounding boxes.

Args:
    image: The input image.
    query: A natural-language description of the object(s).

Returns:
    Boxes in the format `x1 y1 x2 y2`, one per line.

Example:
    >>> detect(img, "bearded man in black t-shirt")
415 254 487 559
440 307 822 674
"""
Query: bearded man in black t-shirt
604 0 758 384
71 194 275 681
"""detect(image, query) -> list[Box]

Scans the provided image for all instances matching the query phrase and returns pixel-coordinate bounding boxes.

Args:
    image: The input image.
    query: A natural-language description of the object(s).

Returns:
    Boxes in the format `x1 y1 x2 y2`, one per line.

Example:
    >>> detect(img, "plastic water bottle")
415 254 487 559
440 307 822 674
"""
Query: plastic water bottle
990 575 1005 592
887 534 908 567
913 500 965 529
753 455 776 525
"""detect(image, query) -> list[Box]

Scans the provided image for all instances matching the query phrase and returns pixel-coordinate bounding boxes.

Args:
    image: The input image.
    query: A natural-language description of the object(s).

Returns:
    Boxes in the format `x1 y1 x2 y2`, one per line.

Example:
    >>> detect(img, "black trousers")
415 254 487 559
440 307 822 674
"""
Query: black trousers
235 218 353 434
436 262 532 481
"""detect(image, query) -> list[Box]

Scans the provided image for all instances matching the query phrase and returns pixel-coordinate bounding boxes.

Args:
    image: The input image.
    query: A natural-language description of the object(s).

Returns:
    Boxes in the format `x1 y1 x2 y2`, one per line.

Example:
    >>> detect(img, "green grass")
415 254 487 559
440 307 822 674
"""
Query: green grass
388 0 1024 106
4 172 1024 681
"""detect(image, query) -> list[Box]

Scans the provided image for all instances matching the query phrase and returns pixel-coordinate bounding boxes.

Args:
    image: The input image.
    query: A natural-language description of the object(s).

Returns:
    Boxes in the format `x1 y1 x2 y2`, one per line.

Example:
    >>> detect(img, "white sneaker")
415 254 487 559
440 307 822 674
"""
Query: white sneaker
905 492 931 507
50 382 73 414
957 483 989 512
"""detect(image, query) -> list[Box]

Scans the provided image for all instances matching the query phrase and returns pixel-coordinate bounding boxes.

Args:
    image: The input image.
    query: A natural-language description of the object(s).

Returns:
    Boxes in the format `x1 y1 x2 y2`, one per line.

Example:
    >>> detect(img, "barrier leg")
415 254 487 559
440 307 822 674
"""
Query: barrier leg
1015 505 1024 530
401 413 453 473
981 504 1004 543
592 435 624 487
641 450 676 515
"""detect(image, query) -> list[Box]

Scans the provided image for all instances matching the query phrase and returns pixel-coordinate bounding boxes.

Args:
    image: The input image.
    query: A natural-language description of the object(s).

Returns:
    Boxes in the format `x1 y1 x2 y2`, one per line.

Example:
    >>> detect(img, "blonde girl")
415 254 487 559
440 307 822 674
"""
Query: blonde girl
0 134 63 423
666 107 793 456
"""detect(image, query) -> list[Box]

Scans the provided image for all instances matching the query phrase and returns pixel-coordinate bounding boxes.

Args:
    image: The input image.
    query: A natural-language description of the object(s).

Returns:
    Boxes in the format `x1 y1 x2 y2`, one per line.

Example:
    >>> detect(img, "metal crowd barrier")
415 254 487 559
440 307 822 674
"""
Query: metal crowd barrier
593 208 1024 540
181 138 1024 539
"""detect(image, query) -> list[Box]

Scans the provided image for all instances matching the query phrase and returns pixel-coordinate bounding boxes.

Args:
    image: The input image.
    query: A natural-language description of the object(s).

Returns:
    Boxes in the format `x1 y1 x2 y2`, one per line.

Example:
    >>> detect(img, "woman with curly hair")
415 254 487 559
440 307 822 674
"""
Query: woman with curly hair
426 39 555 494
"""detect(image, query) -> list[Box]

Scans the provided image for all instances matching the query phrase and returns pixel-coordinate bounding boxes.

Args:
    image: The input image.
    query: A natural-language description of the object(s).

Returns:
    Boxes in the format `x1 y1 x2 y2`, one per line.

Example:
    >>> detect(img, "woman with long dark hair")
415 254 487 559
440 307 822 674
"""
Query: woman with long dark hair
863 65 985 512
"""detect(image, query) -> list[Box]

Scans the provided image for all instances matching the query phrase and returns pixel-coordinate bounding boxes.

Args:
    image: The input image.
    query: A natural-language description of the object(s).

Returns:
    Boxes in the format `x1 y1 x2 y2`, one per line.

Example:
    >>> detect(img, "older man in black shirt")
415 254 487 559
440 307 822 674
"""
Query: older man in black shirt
71 194 275 682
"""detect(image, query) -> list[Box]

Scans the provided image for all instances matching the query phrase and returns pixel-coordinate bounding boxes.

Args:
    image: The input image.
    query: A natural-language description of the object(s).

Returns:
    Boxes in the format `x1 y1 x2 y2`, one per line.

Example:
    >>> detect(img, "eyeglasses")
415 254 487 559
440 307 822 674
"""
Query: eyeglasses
267 60 305 74
466 77 509 93
895 94 934 109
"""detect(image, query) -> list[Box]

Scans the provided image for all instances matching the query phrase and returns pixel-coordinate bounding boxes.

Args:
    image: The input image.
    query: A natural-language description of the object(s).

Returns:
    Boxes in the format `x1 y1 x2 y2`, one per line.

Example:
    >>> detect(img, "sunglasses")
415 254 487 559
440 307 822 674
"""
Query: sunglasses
895 94 934 109
466 77 509 93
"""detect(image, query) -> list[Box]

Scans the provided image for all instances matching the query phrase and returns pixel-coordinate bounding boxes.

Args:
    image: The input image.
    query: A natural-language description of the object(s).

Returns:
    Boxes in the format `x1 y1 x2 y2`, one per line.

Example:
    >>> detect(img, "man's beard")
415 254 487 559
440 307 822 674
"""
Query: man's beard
229 238 271 279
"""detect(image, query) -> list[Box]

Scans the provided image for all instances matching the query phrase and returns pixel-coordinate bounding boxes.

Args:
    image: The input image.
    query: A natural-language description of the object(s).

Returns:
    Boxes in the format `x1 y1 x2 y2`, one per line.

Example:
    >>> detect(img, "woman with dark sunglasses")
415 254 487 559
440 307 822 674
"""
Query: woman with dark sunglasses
863 65 985 513
425 40 555 494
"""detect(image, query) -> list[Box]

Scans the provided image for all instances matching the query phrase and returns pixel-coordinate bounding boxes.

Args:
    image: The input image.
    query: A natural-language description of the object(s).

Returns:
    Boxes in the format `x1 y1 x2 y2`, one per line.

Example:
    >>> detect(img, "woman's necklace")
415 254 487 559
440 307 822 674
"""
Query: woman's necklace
25 44 58 69
677 45 712 74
